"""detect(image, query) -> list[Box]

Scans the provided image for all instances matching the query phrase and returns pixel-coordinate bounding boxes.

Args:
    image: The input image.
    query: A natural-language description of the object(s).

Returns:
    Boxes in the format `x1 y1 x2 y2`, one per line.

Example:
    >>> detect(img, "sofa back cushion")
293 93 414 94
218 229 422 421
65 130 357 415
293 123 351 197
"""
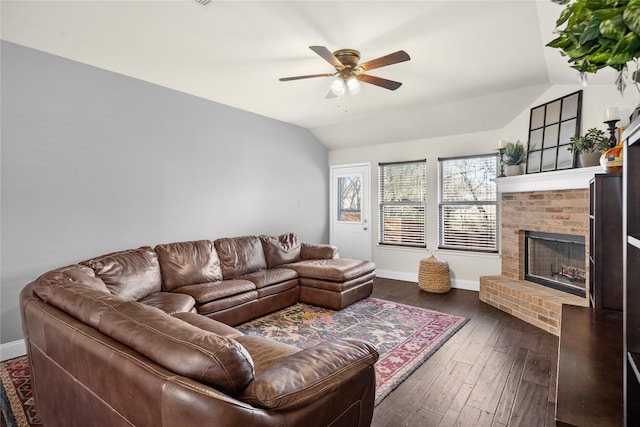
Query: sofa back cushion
214 236 267 280
80 247 162 301
98 301 254 395
33 265 121 328
259 233 301 268
155 240 223 291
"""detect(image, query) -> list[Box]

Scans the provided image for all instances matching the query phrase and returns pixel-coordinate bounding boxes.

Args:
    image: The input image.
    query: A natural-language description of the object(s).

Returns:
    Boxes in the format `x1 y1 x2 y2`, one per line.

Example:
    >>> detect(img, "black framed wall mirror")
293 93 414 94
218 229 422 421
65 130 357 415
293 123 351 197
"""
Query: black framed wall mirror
526 90 582 174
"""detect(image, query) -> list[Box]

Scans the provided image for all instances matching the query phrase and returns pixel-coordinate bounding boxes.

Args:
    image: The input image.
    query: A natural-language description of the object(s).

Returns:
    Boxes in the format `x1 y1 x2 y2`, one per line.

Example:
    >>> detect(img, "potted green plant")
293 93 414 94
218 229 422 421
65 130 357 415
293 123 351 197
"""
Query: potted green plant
503 140 526 176
546 0 640 94
568 128 610 167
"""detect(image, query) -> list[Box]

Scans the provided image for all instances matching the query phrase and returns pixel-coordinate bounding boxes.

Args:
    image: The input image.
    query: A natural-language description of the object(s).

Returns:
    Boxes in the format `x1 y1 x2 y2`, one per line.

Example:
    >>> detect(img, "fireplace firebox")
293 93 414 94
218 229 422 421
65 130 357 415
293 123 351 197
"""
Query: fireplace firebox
524 231 586 297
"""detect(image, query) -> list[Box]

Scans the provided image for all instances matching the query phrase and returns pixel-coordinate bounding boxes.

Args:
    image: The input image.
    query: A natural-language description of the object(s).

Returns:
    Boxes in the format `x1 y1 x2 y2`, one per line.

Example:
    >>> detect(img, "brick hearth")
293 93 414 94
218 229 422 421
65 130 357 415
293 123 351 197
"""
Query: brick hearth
480 186 591 336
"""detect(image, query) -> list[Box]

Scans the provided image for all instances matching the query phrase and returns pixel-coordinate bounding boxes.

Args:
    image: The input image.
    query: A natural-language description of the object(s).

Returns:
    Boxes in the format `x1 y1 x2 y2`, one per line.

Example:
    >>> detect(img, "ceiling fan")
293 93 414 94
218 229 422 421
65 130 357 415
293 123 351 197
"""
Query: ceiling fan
279 46 410 97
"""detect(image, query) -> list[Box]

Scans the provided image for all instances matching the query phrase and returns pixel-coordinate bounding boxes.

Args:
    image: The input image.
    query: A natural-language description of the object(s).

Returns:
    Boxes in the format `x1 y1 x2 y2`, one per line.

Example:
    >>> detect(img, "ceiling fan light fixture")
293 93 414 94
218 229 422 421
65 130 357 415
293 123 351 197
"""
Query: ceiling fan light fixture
330 77 346 96
346 75 361 94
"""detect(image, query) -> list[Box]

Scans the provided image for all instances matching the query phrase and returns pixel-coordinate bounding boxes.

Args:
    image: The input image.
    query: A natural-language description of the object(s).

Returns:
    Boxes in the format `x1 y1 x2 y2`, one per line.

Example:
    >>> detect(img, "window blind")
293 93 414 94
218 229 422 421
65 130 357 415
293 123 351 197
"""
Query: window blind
378 160 426 248
438 155 498 252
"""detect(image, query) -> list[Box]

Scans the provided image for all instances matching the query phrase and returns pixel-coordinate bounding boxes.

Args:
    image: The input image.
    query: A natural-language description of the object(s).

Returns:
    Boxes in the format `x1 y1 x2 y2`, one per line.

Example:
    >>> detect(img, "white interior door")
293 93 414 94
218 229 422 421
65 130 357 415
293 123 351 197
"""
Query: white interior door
330 163 371 260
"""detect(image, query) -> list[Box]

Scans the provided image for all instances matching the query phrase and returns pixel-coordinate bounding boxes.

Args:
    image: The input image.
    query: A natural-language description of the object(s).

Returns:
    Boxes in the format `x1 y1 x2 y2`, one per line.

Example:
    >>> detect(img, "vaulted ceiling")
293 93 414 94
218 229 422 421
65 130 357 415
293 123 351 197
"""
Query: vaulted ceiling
0 0 621 149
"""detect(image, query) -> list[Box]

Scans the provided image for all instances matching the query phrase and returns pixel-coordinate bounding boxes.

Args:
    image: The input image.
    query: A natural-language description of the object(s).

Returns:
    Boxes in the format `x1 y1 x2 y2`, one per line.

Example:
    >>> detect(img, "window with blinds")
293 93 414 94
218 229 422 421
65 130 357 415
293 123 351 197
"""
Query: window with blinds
378 160 426 248
438 154 498 252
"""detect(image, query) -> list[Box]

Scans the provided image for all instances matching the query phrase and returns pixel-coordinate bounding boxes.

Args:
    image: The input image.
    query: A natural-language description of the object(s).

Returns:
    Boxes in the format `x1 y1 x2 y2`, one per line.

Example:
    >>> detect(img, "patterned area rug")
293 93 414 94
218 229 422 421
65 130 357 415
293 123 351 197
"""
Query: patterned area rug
1 356 40 426
237 297 468 405
0 298 467 425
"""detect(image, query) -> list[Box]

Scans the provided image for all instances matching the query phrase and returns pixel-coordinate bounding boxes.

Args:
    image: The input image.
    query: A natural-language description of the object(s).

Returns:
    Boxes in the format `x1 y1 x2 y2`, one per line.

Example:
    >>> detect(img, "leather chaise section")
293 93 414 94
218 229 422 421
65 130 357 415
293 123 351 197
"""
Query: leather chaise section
299 271 376 292
285 259 375 282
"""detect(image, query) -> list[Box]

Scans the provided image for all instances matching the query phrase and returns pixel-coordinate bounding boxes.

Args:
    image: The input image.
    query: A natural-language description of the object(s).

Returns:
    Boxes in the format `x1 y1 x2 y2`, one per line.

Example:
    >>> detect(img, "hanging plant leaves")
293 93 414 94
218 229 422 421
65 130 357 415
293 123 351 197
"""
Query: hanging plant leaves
588 48 613 63
609 32 640 64
623 4 640 36
594 8 624 21
556 3 576 26
580 18 603 43
547 34 573 49
600 14 627 40
548 0 640 92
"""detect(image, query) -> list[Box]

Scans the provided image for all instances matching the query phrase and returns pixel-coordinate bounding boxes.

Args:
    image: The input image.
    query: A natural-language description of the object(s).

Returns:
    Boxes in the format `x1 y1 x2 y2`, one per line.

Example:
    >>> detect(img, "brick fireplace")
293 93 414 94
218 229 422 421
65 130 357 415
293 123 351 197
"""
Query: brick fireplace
480 169 595 335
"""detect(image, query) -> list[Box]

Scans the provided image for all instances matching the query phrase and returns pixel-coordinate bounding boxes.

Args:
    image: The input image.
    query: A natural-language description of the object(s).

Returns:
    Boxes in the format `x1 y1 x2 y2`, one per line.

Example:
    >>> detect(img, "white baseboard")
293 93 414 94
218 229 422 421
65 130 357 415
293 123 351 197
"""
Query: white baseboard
1 339 26 361
376 269 479 292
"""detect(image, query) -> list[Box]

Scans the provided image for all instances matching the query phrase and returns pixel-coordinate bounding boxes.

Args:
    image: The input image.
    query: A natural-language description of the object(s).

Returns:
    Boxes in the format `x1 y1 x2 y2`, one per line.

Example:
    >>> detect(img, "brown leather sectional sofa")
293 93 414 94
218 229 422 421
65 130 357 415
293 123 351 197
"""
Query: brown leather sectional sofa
20 233 378 426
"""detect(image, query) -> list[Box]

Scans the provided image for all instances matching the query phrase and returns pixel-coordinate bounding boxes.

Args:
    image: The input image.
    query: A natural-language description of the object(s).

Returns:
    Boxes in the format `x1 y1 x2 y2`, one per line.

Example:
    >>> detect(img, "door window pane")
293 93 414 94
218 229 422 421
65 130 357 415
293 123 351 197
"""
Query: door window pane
338 176 361 222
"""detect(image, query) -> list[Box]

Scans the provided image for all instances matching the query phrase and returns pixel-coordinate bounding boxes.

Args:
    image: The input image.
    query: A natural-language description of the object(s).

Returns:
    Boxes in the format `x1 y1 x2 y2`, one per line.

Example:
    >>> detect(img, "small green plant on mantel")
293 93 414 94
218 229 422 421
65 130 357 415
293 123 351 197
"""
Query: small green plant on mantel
546 0 640 93
568 128 610 153
503 140 526 165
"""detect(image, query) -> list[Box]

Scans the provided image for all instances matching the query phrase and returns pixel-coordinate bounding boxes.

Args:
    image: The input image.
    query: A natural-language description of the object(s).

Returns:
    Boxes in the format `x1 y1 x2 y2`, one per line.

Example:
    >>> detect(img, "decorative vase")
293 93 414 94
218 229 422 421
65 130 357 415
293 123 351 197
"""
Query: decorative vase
600 143 623 173
505 164 523 176
579 151 602 167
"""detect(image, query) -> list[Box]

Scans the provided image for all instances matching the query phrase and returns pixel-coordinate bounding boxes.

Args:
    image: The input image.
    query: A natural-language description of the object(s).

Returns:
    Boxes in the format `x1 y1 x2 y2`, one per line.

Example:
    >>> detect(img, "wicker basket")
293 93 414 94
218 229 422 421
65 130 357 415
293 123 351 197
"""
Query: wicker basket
418 255 451 293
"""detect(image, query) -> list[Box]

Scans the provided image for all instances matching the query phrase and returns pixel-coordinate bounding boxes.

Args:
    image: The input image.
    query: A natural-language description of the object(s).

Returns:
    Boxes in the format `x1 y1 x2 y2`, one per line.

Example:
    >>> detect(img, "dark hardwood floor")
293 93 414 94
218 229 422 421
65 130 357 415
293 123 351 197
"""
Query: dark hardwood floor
371 277 558 427
1 278 557 427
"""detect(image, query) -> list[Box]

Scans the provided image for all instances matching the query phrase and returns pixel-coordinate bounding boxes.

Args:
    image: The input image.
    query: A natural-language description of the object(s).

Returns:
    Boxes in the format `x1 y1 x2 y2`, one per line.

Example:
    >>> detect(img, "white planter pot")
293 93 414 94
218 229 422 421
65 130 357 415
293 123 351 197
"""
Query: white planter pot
505 165 523 176
579 151 602 168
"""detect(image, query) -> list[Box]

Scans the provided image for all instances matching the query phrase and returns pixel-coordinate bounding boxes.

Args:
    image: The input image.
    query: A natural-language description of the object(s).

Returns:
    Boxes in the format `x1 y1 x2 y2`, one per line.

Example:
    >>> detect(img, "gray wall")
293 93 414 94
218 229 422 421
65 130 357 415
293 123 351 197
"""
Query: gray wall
0 41 329 344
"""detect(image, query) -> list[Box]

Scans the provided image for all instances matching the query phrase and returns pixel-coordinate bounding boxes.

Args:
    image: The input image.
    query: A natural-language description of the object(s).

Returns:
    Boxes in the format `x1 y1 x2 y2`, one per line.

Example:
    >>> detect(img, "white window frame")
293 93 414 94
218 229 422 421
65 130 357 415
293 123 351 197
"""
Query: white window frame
378 159 427 248
438 154 499 253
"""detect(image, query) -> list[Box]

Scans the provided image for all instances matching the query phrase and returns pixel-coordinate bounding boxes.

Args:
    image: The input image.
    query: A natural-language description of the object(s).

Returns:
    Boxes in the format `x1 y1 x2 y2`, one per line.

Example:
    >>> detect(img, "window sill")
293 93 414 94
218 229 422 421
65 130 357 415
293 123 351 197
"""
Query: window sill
376 245 501 259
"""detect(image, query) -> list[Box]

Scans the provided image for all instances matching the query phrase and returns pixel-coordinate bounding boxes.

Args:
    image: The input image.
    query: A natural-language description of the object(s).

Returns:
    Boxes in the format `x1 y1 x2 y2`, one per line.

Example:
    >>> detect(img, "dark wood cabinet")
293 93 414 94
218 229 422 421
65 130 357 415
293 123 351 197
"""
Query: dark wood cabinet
623 116 640 426
555 305 623 427
589 173 623 311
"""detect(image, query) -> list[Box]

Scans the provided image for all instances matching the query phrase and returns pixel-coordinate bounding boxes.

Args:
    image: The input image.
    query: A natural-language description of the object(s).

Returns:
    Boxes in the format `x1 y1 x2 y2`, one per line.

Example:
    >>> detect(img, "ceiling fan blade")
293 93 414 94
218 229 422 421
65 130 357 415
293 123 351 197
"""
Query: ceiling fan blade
358 50 410 72
359 74 403 91
309 46 344 69
279 73 335 81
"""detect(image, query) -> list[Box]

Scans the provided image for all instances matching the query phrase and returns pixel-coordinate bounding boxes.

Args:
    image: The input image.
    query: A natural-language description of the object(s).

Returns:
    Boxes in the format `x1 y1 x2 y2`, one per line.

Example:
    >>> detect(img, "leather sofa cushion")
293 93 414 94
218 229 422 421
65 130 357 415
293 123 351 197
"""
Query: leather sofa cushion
172 279 256 304
98 301 255 395
239 338 379 410
172 312 244 339
239 268 298 289
81 247 162 301
299 271 377 292
300 243 339 260
138 292 196 315
215 236 267 280
235 335 300 375
259 233 301 268
285 259 376 282
154 240 223 291
33 265 121 328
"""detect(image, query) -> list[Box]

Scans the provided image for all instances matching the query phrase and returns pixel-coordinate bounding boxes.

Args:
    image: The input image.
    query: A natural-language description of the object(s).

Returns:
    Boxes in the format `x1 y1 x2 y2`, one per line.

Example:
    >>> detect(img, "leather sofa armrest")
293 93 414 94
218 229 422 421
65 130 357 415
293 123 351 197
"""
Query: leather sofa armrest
300 243 339 260
239 338 378 410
